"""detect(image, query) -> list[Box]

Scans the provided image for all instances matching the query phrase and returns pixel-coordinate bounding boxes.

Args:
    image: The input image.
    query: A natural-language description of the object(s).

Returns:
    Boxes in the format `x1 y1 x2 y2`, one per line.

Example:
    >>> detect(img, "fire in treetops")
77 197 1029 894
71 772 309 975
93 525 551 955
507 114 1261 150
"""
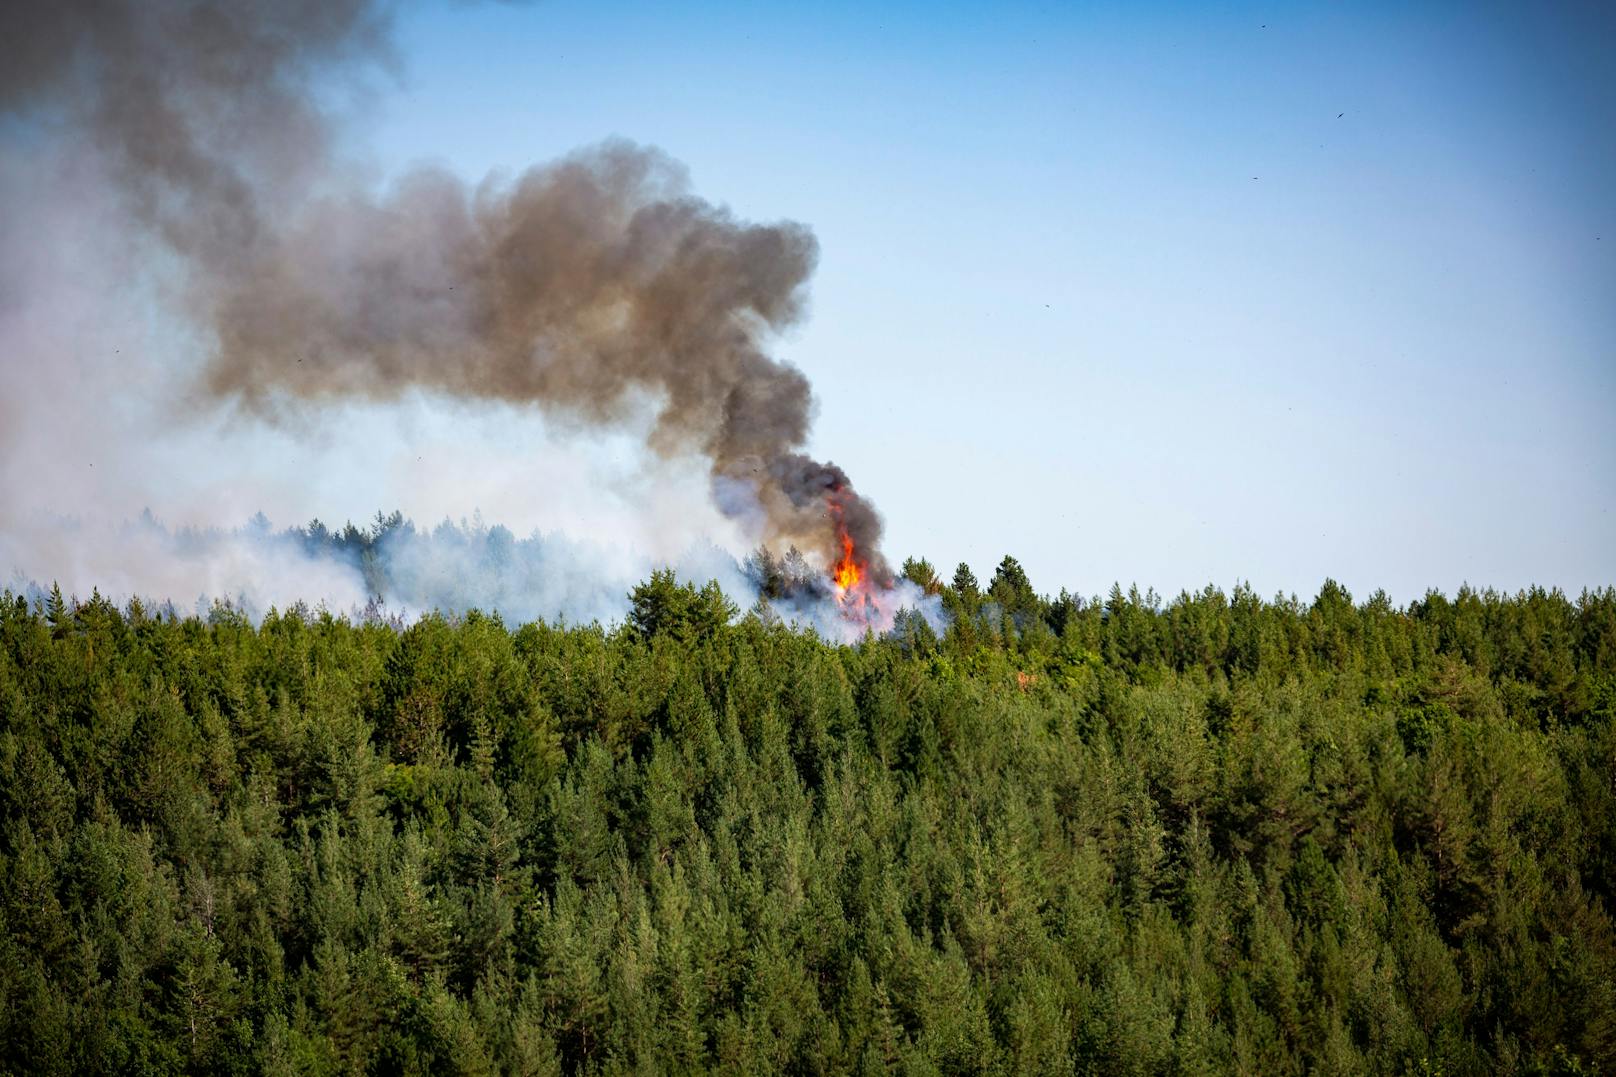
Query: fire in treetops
833 530 862 591
826 491 875 616
746 459 902 628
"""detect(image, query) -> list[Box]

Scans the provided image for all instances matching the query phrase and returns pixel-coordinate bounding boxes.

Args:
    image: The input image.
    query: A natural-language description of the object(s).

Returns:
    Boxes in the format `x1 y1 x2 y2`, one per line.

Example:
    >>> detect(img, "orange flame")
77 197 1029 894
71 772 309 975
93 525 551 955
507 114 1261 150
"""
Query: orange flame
827 492 865 596
833 531 862 591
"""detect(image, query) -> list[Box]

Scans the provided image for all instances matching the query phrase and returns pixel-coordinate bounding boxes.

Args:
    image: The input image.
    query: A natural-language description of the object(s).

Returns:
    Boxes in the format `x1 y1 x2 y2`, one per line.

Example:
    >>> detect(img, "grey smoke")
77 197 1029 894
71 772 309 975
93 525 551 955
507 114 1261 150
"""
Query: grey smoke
1 0 890 581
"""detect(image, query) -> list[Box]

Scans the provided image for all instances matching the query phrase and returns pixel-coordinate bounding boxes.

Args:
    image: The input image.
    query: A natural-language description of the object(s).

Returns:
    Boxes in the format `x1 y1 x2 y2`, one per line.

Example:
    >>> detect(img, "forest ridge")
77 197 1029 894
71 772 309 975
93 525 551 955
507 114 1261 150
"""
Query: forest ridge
1 565 1614 1074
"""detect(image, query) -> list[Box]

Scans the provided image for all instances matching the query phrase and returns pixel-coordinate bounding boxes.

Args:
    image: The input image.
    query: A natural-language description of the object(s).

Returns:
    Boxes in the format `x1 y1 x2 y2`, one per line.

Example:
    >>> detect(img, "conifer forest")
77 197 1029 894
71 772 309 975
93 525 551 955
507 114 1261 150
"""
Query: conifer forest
3 562 1613 1075
5 0 1614 1074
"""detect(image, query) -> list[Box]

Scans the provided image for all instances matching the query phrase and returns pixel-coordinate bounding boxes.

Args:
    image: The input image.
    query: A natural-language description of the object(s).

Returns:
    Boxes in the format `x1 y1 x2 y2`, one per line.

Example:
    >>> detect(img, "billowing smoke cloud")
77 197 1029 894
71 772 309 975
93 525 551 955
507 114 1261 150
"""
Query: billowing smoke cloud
0 0 890 582
0 0 390 266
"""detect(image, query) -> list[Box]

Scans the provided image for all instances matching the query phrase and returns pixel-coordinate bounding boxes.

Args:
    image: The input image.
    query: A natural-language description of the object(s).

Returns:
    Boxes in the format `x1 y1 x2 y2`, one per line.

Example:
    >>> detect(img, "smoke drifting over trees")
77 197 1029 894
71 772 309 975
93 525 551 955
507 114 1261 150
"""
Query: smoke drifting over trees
1 0 889 589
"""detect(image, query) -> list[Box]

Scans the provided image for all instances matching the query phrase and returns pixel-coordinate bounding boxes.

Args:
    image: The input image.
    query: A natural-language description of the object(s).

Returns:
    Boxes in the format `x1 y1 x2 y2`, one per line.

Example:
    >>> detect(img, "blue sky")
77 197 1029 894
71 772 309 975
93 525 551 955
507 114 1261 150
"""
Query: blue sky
364 0 1613 602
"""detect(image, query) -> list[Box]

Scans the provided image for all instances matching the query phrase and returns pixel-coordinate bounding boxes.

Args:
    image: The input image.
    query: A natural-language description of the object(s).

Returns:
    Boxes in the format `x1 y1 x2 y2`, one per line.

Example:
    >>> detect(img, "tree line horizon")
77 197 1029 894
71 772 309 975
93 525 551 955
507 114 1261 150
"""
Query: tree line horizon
17 506 1605 631
1 540 1612 1073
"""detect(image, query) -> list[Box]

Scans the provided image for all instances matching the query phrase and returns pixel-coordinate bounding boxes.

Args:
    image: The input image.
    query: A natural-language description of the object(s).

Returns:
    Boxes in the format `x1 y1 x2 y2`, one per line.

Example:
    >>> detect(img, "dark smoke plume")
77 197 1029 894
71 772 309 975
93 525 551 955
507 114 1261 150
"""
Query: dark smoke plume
2 0 889 580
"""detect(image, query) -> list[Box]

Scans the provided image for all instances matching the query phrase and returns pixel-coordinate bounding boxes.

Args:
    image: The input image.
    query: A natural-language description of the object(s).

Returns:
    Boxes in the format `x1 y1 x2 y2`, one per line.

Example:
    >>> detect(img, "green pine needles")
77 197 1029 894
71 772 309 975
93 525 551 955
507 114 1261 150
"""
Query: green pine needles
0 578 1613 1074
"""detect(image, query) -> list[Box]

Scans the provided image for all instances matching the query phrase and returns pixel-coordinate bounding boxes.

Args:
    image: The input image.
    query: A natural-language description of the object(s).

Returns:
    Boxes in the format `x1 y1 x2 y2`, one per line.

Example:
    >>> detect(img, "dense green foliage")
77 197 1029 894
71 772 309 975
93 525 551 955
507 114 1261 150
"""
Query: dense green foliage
2 573 1614 1075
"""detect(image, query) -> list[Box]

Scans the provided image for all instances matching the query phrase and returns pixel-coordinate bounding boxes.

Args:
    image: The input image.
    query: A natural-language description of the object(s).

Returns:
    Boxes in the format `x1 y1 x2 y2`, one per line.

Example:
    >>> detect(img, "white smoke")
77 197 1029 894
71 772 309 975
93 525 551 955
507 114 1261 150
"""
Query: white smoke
765 577 948 645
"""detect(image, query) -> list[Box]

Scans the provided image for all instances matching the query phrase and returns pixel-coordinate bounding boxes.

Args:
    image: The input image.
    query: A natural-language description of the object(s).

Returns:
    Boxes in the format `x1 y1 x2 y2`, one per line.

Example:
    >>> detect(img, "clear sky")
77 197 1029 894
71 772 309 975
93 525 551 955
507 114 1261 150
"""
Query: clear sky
360 1 1612 602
